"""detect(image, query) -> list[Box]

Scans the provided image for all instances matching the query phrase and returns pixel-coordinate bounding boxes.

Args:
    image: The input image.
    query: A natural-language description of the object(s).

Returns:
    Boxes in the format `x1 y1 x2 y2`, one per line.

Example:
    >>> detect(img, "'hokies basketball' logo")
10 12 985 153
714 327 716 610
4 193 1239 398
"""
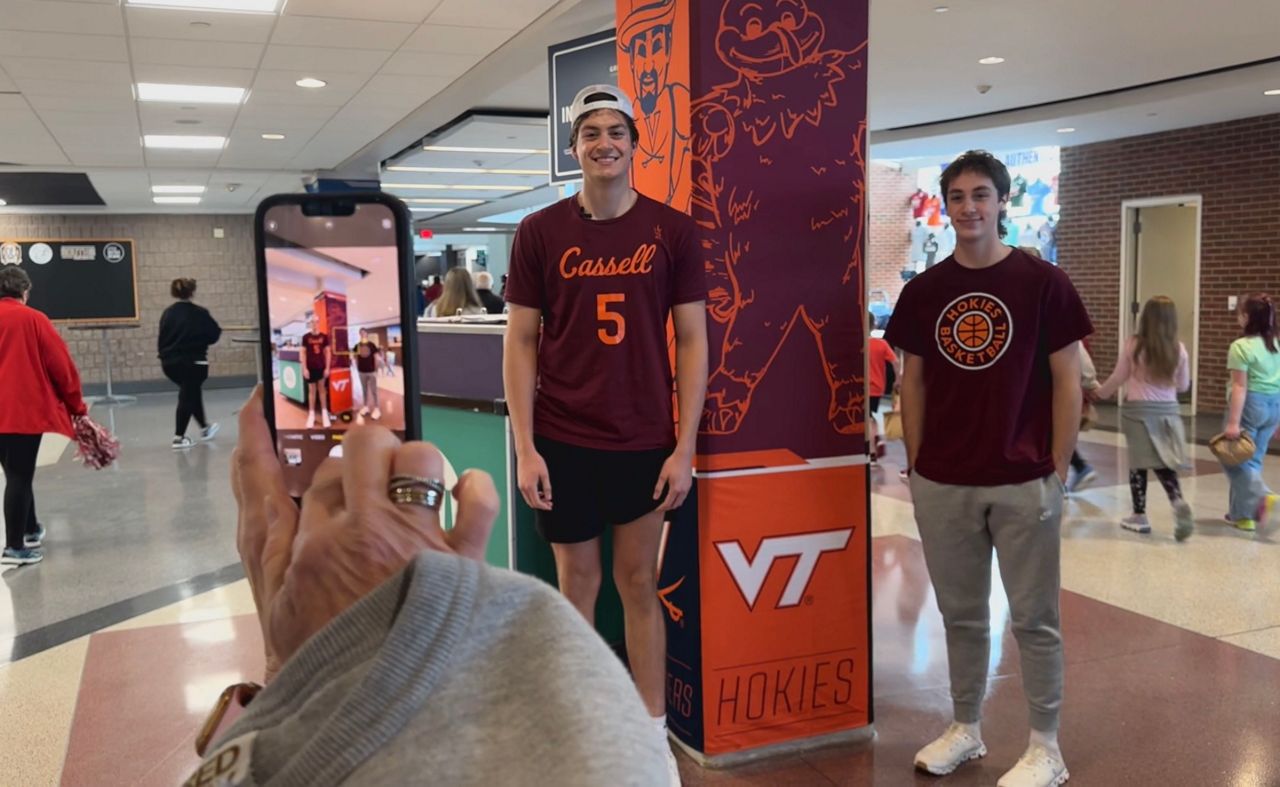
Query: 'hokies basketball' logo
935 293 1013 370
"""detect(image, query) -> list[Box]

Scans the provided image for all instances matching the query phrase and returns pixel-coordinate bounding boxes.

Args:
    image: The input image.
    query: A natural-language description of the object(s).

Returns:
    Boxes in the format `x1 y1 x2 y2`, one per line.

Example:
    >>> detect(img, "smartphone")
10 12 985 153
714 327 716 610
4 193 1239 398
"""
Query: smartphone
254 192 421 497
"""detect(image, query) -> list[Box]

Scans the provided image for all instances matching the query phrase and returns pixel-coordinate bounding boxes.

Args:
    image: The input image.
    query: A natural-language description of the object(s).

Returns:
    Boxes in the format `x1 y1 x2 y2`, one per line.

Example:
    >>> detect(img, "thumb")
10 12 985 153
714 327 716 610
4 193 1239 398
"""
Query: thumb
653 464 669 500
445 471 498 561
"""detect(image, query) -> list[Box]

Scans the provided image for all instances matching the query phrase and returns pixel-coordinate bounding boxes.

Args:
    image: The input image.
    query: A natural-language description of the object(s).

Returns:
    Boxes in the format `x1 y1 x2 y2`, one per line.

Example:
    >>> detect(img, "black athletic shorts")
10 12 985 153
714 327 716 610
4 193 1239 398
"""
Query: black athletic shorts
304 366 327 384
868 395 881 414
533 435 669 544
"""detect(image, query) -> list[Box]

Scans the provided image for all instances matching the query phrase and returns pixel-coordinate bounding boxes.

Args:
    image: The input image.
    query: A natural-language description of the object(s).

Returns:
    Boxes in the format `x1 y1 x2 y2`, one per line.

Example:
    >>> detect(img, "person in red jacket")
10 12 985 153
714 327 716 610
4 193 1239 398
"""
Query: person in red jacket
0 265 88 565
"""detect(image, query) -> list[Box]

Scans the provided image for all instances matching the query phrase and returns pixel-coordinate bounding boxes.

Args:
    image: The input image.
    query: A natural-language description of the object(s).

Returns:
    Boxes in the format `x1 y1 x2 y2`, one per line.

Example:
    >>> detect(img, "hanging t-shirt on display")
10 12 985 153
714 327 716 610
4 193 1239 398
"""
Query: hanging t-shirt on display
910 189 928 218
923 234 940 267
1038 219 1058 263
910 221 929 264
924 195 943 226
937 222 957 259
1009 175 1028 208
1027 179 1053 215
1002 220 1020 246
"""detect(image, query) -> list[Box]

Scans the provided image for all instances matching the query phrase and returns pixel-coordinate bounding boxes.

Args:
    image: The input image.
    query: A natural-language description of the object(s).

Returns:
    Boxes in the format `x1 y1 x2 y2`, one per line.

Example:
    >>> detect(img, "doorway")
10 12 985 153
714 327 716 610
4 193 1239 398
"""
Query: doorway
1119 196 1202 414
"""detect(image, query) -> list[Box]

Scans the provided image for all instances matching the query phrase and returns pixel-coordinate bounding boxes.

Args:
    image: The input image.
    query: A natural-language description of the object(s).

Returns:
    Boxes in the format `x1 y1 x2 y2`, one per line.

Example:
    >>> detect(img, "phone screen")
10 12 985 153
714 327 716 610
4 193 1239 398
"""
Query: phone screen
260 199 411 497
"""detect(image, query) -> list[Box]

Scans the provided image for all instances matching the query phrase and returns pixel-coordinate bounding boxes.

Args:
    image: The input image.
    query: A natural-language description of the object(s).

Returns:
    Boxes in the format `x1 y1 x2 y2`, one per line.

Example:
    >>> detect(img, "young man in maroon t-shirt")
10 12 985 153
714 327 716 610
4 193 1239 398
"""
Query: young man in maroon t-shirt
884 151 1091 787
301 316 331 429
503 85 707 786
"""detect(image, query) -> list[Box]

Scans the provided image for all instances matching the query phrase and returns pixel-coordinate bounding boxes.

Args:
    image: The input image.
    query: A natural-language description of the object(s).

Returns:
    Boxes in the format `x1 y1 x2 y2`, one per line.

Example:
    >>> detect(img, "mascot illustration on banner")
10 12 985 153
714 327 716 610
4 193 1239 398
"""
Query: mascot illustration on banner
692 0 867 444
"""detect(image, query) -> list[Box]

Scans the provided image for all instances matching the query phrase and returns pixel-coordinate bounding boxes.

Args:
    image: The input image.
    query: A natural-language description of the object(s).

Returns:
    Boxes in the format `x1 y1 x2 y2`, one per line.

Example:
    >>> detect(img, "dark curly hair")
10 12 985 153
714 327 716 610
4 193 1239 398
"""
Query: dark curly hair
940 150 1011 239
171 277 197 300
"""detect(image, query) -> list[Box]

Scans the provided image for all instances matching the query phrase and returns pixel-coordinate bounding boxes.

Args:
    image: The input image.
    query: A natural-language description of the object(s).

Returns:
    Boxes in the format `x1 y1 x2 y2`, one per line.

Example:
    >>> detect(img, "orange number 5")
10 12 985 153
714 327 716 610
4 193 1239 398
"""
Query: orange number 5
597 293 625 345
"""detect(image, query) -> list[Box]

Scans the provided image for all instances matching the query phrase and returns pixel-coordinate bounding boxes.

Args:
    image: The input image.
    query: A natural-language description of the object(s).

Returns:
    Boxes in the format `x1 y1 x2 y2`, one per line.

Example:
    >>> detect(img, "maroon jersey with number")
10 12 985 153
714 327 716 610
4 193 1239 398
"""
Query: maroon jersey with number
883 248 1092 486
302 331 330 371
505 195 705 450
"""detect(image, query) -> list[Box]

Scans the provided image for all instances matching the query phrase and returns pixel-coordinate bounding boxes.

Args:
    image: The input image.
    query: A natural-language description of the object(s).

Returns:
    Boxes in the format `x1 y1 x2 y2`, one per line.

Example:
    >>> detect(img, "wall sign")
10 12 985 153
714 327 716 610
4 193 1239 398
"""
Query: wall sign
548 30 619 184
0 238 139 324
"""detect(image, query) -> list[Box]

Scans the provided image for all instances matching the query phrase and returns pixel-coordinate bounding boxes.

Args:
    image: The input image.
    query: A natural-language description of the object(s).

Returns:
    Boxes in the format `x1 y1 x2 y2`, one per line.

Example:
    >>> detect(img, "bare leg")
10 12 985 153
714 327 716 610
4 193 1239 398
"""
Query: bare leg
613 509 667 716
551 538 603 626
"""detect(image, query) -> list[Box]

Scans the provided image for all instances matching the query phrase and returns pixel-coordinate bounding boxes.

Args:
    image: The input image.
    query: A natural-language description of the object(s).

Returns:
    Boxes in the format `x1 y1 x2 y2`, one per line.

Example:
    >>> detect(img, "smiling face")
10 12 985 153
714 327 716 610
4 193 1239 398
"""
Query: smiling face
716 0 825 79
628 25 671 115
945 170 1007 246
571 109 636 184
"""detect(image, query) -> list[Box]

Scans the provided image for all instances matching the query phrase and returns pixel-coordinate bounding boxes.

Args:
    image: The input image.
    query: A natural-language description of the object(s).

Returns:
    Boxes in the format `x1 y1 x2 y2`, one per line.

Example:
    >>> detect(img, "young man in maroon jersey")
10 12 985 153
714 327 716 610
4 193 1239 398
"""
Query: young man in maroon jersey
503 84 707 786
301 316 331 429
885 151 1090 787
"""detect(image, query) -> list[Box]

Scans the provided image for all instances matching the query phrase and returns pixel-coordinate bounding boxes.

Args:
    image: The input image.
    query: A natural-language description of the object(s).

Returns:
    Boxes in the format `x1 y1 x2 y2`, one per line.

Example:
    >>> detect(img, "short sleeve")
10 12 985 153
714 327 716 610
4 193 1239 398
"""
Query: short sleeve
1227 339 1250 372
883 279 927 356
1041 268 1092 353
504 216 546 310
670 215 705 305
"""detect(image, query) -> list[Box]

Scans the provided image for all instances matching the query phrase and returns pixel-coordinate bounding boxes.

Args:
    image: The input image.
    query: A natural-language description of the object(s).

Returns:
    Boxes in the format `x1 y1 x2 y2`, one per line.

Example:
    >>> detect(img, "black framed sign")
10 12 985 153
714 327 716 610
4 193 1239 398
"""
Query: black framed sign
548 30 618 184
0 238 140 324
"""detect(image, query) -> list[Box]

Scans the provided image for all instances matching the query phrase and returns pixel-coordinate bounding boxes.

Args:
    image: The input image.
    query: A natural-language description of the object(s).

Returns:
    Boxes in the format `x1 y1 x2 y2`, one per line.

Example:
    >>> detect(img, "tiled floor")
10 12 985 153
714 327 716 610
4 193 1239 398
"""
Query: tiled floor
3 392 1280 786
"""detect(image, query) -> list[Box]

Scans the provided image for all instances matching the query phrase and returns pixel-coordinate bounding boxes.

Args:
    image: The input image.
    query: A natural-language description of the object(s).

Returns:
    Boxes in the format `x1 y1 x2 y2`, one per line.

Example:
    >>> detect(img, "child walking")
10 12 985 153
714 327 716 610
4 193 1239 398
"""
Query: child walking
1094 296 1194 540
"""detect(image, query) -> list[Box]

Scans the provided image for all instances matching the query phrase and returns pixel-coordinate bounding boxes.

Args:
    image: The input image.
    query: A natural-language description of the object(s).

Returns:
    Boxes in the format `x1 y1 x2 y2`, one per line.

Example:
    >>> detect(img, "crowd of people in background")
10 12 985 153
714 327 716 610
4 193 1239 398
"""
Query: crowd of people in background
419 267 506 318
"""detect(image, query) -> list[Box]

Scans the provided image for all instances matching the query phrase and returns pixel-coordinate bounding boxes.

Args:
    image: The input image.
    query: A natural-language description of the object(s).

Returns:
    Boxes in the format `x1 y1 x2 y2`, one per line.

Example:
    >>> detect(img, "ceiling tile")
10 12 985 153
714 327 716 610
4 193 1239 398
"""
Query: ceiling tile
426 0 554 30
269 15 415 50
400 23 515 54
283 0 442 24
235 102 336 129
11 78 134 99
131 64 258 89
139 103 240 130
130 38 265 69
64 149 146 167
50 126 142 149
377 50 479 78
0 66 16 92
0 57 132 83
144 148 224 169
124 7 276 43
2 0 125 35
259 44 388 75
38 110 141 132
360 73 450 104
0 31 128 61
0 95 70 165
24 92 136 112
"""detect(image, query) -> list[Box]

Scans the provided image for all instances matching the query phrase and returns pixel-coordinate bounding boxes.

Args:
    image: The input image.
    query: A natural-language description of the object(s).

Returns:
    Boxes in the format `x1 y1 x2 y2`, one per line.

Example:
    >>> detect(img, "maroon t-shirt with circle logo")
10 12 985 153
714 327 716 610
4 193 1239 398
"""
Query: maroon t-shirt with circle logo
505 195 705 451
883 248 1092 486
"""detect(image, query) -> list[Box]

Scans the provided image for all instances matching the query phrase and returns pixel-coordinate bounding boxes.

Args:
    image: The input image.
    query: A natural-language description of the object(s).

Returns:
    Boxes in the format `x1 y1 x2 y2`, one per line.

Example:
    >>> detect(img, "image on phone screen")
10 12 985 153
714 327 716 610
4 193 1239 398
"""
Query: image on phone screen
261 200 408 497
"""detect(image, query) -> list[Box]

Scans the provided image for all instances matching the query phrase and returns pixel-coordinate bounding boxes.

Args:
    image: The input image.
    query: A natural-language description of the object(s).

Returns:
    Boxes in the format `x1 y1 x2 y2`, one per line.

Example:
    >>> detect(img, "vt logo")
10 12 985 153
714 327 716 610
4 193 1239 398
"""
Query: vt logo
715 528 853 610
332 378 349 392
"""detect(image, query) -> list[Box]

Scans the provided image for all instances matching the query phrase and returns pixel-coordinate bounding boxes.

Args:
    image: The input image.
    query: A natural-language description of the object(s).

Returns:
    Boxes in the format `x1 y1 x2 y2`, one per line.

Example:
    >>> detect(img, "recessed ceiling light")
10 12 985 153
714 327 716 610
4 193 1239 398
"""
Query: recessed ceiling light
144 134 226 150
175 118 201 125
1265 89 1280 96
190 20 212 27
295 77 327 89
137 82 245 105
0 199 7 206
423 145 550 155
463 227 499 232
1056 127 1076 133
386 183 535 192
934 5 949 11
261 133 286 140
978 56 1005 65
386 166 549 175
153 185 206 194
404 198 486 205
154 196 202 205
125 0 280 13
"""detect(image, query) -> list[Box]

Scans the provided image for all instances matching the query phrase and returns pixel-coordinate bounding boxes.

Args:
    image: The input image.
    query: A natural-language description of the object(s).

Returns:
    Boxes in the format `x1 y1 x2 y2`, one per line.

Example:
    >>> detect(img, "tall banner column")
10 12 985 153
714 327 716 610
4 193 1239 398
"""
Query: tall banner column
616 0 872 763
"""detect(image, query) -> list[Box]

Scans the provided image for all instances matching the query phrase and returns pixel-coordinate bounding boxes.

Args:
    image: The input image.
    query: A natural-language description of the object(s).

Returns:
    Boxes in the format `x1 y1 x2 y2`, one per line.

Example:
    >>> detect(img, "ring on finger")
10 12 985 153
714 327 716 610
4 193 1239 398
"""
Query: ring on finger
387 475 446 511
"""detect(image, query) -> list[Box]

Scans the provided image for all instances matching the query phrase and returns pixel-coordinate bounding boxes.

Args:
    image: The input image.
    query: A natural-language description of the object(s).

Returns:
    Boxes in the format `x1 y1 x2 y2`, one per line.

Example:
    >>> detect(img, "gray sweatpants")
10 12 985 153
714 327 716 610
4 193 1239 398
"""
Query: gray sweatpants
359 372 379 409
909 472 1065 733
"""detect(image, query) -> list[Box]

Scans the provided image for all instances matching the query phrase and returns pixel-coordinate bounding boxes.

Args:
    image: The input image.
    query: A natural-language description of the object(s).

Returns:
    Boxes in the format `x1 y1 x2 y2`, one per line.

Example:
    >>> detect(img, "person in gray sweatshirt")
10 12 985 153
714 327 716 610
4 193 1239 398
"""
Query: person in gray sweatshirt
186 387 667 787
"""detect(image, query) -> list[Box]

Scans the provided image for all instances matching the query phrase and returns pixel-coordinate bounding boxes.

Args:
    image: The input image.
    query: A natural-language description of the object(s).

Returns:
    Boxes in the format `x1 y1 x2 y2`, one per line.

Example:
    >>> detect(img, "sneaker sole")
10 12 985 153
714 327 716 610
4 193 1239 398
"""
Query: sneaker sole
999 768 1069 787
1121 523 1152 534
915 744 987 775
172 443 193 450
1 556 43 565
200 425 220 441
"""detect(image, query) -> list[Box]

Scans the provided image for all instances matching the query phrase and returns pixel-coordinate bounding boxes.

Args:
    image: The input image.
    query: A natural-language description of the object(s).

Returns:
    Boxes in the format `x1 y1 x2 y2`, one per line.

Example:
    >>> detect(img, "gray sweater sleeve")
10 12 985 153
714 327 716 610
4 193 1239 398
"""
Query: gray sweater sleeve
193 552 664 787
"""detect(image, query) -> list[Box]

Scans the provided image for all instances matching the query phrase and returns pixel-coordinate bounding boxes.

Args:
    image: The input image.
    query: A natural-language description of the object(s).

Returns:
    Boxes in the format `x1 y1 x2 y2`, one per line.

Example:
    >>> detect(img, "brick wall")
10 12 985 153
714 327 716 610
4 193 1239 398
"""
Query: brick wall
0 214 258 386
866 161 916 305
1058 112 1280 413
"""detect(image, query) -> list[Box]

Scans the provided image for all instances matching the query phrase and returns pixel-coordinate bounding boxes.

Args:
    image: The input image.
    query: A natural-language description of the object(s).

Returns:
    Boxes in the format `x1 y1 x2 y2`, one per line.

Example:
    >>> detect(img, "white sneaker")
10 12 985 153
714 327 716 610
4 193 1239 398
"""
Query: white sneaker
664 745 681 787
914 723 986 775
1120 513 1151 533
371 407 381 420
997 743 1069 787
358 407 369 417
322 412 331 428
200 422 220 441
305 412 315 429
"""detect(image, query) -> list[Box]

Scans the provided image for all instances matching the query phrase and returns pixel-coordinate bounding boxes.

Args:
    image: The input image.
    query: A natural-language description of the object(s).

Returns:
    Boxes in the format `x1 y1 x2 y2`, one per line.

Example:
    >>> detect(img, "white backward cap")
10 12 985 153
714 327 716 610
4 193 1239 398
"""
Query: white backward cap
569 84 634 124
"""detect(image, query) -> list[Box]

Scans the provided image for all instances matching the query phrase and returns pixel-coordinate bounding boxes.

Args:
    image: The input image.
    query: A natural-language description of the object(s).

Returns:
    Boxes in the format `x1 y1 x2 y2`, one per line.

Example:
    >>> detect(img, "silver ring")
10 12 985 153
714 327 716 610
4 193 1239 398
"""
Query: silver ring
387 475 446 511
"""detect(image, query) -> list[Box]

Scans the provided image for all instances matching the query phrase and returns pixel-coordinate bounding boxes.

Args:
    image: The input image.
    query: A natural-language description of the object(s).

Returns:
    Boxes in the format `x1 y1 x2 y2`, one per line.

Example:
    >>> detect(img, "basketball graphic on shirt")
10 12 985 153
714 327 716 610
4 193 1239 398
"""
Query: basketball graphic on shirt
935 292 1013 370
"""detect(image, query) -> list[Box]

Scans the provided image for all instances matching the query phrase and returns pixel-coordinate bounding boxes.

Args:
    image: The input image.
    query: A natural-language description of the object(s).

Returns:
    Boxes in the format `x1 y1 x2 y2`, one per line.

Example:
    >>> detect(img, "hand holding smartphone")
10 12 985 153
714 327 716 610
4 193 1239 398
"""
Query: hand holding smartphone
254 193 421 497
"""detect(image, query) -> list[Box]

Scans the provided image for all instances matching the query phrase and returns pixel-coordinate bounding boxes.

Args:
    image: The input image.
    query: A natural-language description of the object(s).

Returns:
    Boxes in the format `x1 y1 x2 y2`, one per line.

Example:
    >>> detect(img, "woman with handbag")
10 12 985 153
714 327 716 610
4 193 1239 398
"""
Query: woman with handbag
1220 293 1280 533
0 266 89 565
1094 296 1194 539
